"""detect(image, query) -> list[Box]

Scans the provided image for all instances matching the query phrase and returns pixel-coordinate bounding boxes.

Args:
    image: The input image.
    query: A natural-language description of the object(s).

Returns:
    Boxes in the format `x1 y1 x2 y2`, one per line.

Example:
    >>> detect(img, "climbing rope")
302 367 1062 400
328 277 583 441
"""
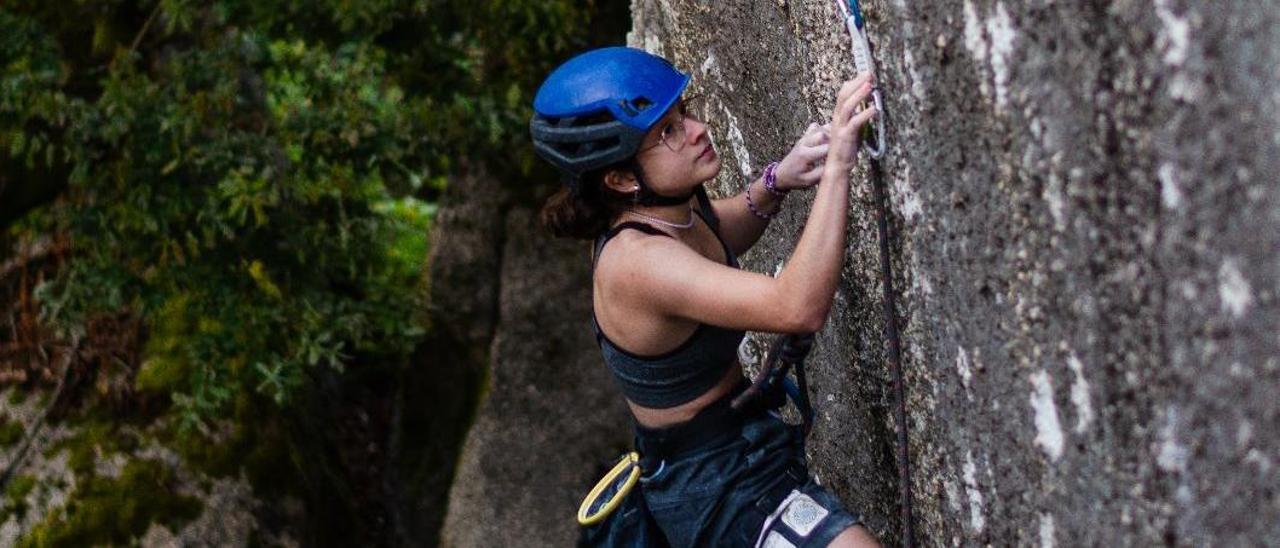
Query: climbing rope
871 161 915 548
833 0 915 545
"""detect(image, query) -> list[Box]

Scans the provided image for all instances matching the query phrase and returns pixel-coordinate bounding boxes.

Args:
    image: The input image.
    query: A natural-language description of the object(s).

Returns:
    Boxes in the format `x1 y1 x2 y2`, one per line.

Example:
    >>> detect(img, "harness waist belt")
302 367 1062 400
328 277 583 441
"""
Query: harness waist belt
634 379 759 460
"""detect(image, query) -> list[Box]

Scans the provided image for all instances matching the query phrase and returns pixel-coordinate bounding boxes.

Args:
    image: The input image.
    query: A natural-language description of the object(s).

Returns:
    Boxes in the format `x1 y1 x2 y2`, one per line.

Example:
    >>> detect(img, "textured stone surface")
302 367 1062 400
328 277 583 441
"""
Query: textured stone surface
440 208 631 547
631 0 1279 545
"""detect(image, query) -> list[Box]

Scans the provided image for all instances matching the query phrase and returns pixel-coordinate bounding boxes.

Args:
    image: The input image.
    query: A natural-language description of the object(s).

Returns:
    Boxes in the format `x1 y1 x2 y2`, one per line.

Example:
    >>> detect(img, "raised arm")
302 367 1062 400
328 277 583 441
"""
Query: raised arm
607 76 878 333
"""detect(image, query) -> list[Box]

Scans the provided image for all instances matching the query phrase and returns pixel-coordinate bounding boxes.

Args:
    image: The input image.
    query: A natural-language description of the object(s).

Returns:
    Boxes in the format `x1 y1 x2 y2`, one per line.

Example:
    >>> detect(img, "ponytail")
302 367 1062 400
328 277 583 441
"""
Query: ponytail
539 165 634 240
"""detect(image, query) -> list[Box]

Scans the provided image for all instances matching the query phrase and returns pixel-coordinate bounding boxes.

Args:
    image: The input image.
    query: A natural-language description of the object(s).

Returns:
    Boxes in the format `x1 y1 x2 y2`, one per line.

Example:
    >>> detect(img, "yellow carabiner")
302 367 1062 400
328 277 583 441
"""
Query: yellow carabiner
577 452 643 526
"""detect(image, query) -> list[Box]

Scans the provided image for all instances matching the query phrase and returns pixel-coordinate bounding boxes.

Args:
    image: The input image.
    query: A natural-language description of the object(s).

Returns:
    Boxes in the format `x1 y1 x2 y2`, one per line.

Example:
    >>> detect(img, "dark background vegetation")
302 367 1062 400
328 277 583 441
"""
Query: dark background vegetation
1 1 628 545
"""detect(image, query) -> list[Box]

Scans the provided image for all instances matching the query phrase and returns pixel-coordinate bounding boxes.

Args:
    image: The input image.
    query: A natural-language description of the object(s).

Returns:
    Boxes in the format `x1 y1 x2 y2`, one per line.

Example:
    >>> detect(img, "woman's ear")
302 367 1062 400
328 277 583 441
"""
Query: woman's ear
602 168 638 194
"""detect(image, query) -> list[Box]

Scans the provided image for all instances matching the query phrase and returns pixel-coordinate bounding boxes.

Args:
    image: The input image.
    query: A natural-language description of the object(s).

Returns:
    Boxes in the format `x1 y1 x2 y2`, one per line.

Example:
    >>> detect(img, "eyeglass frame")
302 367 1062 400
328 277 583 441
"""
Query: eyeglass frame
637 94 705 155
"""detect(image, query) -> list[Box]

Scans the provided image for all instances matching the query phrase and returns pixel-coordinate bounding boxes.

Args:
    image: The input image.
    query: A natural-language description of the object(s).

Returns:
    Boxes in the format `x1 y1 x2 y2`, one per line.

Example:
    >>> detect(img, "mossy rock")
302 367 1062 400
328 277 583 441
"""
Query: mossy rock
48 420 140 477
0 416 25 447
5 474 37 516
17 459 202 547
7 388 29 406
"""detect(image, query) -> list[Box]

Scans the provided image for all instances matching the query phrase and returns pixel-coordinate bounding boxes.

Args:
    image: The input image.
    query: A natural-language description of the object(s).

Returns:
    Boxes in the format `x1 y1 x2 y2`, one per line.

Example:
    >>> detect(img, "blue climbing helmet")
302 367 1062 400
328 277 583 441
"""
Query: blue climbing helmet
530 47 691 189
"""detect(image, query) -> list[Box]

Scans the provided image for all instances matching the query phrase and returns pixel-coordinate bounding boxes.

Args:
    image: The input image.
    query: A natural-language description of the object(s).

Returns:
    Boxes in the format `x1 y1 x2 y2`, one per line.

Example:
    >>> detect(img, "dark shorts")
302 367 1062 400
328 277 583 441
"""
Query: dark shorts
639 411 861 547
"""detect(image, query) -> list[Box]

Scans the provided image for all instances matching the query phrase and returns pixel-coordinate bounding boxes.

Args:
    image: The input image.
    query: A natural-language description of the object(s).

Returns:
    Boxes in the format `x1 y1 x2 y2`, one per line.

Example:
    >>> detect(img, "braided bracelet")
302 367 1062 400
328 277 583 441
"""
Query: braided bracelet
763 161 789 198
746 178 781 220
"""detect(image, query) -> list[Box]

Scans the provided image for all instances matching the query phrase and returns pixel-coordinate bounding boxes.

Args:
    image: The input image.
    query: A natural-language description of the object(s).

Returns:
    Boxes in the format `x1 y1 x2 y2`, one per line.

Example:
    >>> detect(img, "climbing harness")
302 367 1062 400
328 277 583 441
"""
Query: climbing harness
835 0 887 159
834 1 915 545
577 333 819 531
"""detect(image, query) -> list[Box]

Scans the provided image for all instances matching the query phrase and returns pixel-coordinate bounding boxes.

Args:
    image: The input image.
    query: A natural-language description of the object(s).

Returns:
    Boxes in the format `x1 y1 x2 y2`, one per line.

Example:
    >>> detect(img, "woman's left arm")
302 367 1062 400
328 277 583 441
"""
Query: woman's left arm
711 123 830 256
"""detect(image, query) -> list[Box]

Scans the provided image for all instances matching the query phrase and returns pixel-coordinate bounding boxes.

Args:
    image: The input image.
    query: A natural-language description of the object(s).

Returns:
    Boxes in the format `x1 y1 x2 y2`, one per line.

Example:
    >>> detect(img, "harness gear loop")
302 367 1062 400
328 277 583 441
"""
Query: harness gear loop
577 451 643 526
836 0 887 159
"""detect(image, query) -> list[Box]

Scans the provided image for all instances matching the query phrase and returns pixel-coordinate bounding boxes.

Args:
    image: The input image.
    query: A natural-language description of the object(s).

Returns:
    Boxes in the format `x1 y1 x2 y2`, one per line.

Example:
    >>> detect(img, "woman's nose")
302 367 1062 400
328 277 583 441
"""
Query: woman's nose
685 118 709 147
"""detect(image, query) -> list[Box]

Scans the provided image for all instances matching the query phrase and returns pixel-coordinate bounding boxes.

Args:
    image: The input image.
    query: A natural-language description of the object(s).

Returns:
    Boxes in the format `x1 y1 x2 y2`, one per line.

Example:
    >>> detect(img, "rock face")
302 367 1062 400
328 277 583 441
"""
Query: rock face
631 0 1279 545
439 208 631 547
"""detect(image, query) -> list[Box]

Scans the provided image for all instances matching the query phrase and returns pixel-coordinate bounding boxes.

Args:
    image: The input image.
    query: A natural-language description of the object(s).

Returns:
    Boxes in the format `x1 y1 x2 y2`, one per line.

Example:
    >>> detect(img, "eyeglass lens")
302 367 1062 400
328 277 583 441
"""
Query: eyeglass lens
660 96 701 152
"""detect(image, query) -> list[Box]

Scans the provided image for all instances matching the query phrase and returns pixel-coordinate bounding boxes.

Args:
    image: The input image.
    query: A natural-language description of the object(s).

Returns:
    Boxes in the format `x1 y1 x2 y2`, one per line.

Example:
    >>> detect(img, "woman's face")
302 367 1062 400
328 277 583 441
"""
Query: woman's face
632 96 721 194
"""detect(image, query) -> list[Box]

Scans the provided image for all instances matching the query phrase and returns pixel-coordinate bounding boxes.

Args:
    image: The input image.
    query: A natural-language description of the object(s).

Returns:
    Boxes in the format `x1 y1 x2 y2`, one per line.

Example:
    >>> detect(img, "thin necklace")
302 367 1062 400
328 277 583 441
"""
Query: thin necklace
627 205 696 229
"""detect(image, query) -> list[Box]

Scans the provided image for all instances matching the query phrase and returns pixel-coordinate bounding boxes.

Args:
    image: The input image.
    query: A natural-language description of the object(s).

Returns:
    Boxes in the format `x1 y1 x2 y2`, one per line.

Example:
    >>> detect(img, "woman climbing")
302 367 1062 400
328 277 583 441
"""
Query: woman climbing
530 47 881 547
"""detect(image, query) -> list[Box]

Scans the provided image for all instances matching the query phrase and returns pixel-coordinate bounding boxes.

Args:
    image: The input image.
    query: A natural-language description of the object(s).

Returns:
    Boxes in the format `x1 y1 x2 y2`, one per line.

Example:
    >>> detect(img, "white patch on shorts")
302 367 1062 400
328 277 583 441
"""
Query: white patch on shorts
755 490 832 547
780 493 829 536
762 531 797 548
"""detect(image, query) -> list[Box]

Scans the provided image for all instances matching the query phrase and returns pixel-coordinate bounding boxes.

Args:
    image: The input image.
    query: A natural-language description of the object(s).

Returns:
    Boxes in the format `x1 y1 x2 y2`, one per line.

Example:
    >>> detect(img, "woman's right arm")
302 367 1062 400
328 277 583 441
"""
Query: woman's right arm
600 76 878 334
771 74 878 330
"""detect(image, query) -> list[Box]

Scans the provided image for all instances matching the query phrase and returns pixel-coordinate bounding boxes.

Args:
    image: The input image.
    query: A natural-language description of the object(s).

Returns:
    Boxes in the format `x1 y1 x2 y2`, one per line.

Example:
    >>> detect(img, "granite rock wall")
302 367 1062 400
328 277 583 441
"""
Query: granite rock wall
630 0 1279 545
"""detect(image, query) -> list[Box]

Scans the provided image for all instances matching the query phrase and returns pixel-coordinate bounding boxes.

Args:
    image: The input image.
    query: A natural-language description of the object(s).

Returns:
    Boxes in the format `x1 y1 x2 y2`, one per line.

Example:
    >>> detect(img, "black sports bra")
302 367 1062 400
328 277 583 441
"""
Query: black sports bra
590 190 747 409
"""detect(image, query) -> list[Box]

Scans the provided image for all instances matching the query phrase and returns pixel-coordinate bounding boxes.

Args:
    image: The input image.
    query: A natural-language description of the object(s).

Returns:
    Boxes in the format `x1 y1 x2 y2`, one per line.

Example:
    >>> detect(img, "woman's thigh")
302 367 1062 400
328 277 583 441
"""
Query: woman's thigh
825 524 881 548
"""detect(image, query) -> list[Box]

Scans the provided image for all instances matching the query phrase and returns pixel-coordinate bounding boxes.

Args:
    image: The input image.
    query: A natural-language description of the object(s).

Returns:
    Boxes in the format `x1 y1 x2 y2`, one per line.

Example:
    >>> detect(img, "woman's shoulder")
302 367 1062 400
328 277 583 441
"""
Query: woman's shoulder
594 224 693 278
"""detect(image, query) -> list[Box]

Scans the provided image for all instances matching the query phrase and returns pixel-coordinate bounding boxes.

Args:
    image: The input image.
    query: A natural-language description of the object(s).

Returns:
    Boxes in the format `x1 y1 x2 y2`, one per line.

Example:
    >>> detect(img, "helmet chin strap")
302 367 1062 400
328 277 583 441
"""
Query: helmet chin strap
630 159 696 207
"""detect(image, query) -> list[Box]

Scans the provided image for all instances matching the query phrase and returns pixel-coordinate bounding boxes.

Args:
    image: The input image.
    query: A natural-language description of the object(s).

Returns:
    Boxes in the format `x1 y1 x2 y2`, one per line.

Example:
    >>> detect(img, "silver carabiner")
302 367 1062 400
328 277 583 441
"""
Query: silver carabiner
864 87 886 159
839 0 886 159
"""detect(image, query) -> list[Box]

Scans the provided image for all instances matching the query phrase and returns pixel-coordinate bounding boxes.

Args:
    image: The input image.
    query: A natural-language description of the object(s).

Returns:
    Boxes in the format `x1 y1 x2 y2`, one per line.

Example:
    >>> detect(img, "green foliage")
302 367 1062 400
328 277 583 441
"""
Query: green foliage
1 0 617 427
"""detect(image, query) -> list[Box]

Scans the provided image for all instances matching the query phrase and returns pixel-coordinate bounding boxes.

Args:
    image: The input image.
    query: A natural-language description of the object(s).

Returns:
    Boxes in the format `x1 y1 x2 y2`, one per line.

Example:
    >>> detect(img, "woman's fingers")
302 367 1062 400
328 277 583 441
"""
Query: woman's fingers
850 102 879 129
835 81 874 128
800 143 829 160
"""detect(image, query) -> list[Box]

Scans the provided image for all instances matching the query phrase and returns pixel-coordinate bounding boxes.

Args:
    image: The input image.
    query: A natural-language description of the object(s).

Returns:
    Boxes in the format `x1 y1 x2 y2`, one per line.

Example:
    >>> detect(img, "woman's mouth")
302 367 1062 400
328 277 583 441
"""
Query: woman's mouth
698 144 715 160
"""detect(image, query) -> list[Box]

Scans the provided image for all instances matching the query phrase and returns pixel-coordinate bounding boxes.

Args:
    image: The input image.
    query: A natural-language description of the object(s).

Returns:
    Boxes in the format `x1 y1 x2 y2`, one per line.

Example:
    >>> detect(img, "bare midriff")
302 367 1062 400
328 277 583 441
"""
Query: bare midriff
627 362 746 429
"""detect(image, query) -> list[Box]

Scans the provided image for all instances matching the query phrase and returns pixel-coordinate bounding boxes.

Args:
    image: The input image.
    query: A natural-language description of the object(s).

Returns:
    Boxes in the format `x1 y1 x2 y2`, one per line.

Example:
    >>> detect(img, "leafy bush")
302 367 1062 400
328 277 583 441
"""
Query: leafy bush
1 0 619 428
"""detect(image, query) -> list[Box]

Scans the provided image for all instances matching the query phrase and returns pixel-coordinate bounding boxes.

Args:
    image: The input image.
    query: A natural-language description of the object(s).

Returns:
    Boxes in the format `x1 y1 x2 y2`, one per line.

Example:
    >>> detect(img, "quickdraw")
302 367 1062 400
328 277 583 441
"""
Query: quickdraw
835 0 887 159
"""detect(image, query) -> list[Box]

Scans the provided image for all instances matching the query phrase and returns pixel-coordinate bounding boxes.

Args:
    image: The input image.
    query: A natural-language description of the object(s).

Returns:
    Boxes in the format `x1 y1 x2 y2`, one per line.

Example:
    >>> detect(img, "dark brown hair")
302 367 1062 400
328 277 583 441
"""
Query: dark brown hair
539 164 636 240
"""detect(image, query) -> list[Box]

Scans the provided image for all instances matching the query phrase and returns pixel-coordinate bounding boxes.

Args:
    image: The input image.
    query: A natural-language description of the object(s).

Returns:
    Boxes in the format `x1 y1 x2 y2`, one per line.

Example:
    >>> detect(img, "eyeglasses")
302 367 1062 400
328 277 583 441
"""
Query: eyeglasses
639 95 704 154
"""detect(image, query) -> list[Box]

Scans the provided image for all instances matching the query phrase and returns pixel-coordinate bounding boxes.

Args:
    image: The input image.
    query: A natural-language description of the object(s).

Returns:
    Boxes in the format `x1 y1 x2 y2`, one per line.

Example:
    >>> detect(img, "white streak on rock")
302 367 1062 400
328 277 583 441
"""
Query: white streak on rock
986 2 1017 109
957 347 973 389
719 102 754 177
1154 0 1190 66
1218 258 1253 318
1067 354 1094 433
1029 370 1065 461
962 451 986 533
1159 163 1184 209
1039 513 1057 548
963 1 987 63
1044 171 1066 230
1156 406 1188 473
